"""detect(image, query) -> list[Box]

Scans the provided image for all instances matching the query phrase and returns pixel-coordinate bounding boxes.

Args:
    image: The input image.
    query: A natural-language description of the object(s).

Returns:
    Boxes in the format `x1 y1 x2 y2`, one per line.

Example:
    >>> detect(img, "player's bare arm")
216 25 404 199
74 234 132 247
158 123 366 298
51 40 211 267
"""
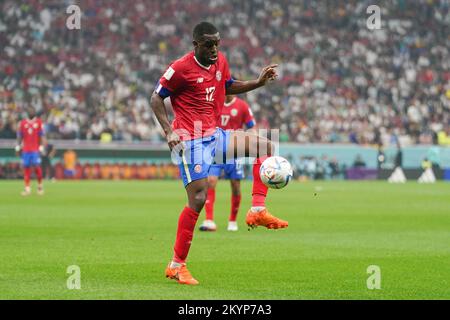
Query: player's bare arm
39 135 48 154
49 146 57 158
225 64 278 95
150 92 181 151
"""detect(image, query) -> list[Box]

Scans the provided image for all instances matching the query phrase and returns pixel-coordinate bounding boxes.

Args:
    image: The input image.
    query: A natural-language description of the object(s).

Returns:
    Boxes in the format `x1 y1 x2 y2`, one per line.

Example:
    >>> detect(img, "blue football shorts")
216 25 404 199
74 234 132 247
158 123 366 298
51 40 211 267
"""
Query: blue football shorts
21 151 41 168
174 128 233 187
209 158 245 180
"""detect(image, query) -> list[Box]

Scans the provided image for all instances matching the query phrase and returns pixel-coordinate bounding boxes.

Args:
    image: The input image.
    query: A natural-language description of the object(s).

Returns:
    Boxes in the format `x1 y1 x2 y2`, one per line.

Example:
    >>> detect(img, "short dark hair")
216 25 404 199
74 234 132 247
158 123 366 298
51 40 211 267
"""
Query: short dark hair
193 22 218 40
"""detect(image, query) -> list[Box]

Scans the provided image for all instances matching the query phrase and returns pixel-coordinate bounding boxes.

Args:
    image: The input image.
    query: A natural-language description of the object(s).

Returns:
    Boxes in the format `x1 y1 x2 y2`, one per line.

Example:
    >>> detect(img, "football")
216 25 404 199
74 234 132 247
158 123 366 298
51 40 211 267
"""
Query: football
260 156 293 189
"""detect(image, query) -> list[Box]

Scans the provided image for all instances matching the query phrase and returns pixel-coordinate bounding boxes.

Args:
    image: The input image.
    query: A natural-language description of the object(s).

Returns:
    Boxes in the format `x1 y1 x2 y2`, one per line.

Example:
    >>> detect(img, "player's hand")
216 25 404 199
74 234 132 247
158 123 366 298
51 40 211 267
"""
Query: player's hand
166 131 183 153
39 145 45 154
257 64 278 85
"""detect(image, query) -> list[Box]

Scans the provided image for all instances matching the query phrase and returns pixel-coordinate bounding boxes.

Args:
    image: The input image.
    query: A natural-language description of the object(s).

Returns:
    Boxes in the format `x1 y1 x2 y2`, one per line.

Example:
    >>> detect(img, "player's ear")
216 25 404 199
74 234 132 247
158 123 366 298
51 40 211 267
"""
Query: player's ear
192 40 199 48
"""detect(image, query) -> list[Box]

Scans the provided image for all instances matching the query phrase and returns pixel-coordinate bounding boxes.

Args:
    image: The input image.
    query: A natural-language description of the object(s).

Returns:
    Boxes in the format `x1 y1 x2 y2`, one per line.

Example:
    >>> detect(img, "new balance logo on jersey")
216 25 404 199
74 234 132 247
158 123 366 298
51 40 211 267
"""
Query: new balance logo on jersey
197 77 204 83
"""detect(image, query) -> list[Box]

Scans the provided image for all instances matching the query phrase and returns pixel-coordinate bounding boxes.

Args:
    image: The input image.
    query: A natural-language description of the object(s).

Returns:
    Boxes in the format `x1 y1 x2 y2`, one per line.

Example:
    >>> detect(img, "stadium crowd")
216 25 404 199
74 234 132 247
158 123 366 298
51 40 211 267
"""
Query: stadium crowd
1 0 449 146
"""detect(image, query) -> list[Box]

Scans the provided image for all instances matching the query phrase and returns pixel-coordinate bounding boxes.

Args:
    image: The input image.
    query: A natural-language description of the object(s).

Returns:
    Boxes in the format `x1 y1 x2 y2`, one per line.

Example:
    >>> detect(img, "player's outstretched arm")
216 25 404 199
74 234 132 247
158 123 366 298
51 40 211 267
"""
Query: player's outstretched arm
150 92 181 150
226 64 278 95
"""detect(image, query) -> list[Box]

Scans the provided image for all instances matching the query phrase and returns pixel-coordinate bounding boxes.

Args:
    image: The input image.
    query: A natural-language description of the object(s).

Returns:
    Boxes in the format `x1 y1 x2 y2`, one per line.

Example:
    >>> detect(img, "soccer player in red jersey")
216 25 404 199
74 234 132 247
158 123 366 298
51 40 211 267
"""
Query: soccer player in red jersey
151 22 288 285
199 95 256 232
16 107 46 196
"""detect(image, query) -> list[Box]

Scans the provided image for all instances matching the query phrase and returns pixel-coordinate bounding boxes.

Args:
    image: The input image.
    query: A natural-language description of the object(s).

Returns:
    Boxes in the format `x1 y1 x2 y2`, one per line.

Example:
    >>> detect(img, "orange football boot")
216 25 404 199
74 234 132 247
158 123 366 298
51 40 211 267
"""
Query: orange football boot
165 264 199 285
246 209 288 229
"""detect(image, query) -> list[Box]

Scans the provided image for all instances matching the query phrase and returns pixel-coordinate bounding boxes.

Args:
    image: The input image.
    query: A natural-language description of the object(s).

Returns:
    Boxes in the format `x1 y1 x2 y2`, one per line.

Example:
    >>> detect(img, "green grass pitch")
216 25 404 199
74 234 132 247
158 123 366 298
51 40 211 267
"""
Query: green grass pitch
0 180 449 299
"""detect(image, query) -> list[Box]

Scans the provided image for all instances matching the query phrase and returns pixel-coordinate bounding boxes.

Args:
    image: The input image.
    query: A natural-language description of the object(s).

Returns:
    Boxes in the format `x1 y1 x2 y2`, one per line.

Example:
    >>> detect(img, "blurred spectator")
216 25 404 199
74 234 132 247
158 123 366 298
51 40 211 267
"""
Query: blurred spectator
0 162 21 179
394 141 403 168
427 145 441 170
0 119 16 139
437 127 450 145
315 155 331 179
41 143 56 180
329 157 341 179
352 154 367 168
293 154 341 180
377 143 385 169
421 157 432 170
63 149 77 178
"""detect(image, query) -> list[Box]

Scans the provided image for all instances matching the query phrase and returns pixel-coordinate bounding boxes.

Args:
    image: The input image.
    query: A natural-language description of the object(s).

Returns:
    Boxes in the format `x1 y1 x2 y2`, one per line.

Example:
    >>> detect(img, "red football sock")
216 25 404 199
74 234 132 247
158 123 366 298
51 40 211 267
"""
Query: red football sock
24 167 31 187
204 188 215 221
229 194 241 222
34 166 43 184
173 206 199 264
252 156 268 207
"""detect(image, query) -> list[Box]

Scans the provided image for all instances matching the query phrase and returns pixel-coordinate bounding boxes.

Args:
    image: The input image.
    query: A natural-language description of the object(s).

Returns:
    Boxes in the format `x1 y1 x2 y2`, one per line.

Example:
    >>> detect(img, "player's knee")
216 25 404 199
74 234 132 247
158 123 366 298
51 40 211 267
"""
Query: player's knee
208 177 218 189
196 190 207 203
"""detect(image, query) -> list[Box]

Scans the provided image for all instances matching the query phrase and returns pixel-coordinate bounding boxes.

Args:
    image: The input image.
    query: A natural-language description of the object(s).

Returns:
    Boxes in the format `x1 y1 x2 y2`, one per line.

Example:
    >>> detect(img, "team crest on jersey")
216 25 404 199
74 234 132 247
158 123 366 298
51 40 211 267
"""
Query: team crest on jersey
33 123 38 129
194 164 202 173
216 71 222 81
231 109 238 117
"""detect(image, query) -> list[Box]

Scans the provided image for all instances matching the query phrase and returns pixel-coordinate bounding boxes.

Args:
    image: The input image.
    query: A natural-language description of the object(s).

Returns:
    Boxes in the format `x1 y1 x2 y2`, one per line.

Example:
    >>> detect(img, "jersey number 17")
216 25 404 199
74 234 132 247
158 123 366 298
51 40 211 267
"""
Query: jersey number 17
221 115 230 126
206 86 215 101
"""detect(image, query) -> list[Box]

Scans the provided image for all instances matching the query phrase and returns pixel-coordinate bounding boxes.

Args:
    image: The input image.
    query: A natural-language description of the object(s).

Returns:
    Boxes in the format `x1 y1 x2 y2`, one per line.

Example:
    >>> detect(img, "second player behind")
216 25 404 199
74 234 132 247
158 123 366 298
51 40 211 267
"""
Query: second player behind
200 94 256 232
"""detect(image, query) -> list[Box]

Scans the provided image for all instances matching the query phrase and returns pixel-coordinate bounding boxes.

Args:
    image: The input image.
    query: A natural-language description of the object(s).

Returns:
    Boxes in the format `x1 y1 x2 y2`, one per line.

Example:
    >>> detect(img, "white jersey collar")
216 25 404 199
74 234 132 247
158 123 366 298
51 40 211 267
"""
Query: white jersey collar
193 54 211 70
224 97 237 107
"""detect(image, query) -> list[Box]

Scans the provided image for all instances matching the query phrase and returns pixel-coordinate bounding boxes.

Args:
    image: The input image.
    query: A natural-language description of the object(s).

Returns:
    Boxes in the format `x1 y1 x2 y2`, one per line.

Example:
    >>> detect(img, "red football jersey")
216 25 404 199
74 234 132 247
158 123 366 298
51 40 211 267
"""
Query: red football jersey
219 97 255 130
18 118 43 152
156 51 232 140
